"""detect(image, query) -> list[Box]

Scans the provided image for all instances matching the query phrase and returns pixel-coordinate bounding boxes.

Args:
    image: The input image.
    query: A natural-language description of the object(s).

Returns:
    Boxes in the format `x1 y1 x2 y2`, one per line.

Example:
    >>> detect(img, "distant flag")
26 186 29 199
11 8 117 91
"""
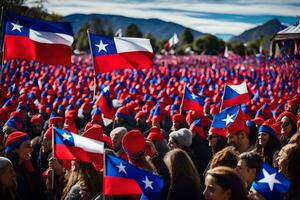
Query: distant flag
252 163 290 200
164 33 179 48
95 85 115 121
181 86 204 112
88 33 153 73
224 45 228 58
3 11 74 66
115 28 122 37
259 44 263 54
221 82 250 109
53 127 104 166
104 153 164 199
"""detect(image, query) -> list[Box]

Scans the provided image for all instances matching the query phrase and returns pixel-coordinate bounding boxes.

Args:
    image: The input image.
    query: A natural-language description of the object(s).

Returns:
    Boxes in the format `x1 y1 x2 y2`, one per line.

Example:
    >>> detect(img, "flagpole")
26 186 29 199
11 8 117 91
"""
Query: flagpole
51 125 55 191
103 149 107 200
180 85 186 115
220 84 226 112
87 29 97 101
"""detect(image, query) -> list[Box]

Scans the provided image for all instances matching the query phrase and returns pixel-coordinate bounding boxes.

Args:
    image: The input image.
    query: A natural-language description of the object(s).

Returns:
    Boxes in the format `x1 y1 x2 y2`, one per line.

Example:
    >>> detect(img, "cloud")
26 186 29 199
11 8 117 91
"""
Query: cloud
26 0 300 35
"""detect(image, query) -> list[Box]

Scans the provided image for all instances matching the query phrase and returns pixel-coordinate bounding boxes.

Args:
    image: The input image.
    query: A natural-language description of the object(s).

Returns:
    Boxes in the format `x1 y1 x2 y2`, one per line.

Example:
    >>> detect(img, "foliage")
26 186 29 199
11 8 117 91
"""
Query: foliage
125 23 143 38
192 34 225 55
181 28 194 45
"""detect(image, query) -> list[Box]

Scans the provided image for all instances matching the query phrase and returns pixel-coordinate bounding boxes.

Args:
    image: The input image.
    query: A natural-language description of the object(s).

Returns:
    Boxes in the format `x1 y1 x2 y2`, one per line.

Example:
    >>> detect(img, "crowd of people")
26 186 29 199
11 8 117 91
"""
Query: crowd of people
0 54 299 200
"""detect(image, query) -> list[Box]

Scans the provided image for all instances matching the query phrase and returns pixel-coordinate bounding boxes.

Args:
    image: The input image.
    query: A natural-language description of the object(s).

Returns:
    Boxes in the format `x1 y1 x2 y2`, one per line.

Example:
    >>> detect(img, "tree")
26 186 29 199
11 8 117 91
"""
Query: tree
181 28 194 45
125 24 143 37
145 33 159 53
229 41 246 57
193 34 225 55
74 23 90 51
89 16 106 35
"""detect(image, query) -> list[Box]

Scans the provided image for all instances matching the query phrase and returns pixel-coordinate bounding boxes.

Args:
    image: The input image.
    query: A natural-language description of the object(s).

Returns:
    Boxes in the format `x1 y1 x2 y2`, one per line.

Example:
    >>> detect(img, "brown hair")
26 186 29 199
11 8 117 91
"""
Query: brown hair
286 145 300 199
206 166 247 200
164 148 200 189
210 146 239 169
61 162 80 200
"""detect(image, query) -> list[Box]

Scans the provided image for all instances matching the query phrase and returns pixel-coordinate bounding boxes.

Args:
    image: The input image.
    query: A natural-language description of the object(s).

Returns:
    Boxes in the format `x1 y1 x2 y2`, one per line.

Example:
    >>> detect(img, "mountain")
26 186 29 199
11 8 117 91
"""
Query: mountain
230 18 287 43
64 14 204 40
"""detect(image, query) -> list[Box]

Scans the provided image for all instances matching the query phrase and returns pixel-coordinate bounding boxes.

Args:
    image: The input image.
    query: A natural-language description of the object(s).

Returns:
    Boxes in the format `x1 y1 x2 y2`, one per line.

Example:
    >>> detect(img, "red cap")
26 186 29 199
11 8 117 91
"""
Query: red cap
147 127 164 142
5 131 30 154
49 116 63 125
276 111 297 125
30 115 43 124
122 129 146 158
82 124 112 147
135 111 148 120
226 108 249 136
44 127 53 139
171 114 186 124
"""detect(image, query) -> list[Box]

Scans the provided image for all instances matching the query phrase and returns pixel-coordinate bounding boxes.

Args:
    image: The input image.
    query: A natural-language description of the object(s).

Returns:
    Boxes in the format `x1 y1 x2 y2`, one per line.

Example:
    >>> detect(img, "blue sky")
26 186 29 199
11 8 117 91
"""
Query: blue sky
26 0 300 37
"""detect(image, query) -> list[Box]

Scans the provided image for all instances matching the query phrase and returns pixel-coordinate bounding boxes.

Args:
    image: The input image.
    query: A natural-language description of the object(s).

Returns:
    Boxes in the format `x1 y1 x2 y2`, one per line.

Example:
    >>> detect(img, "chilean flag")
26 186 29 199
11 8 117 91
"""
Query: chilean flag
3 11 73 66
181 86 204 112
53 127 104 166
104 153 164 200
222 82 250 109
89 33 153 73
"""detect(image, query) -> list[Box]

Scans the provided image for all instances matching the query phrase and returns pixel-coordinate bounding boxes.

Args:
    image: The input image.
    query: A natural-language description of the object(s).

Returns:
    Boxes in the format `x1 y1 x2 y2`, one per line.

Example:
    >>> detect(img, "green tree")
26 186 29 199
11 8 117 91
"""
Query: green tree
181 28 194 45
229 41 246 56
193 34 225 55
75 23 90 51
89 16 106 35
145 33 159 53
125 23 142 37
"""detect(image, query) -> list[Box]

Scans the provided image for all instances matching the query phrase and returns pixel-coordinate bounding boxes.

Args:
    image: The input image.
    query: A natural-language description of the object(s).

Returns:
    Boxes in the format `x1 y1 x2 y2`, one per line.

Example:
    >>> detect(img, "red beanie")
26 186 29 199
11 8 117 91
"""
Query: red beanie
5 131 30 154
122 129 146 158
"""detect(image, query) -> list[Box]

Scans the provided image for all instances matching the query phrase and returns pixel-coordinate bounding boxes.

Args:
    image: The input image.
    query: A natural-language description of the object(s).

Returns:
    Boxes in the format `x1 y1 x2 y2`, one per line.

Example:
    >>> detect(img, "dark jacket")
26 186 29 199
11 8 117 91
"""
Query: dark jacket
167 176 201 200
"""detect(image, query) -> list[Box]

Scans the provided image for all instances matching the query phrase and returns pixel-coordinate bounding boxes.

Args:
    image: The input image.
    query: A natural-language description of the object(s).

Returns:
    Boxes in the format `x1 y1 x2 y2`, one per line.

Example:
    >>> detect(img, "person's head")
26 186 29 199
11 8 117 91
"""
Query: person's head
276 143 297 177
110 127 127 149
236 152 263 188
227 131 249 153
164 148 200 188
171 114 187 131
0 157 16 189
204 166 247 200
207 130 228 154
276 111 297 140
30 115 43 136
210 146 239 169
286 144 300 183
5 131 32 164
248 187 267 200
168 128 192 150
41 127 52 153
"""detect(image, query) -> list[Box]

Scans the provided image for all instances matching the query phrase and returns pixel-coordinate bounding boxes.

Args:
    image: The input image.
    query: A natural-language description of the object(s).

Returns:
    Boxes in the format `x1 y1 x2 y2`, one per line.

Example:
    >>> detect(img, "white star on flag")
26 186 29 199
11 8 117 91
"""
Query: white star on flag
222 114 235 126
191 93 197 99
258 169 281 191
11 22 23 32
96 40 108 53
142 176 153 190
62 132 72 141
116 162 127 174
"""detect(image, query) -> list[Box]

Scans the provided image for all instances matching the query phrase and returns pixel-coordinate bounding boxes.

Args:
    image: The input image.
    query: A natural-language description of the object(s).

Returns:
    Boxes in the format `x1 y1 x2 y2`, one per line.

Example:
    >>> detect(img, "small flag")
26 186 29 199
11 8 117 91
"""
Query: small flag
164 33 179 48
221 82 250 109
181 86 204 112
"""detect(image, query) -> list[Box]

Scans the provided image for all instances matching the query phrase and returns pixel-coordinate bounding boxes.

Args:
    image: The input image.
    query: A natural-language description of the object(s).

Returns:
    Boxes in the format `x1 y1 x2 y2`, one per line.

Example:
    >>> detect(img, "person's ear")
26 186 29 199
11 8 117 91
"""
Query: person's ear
224 189 232 199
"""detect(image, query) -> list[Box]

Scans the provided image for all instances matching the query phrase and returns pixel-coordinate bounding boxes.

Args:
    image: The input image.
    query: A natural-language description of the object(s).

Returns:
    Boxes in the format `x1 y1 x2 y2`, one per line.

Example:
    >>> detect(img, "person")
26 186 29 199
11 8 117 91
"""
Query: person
61 160 80 200
110 127 128 160
254 122 281 165
276 143 297 177
235 152 263 190
203 166 247 200
168 128 192 151
163 148 201 200
276 111 297 145
207 129 228 155
284 145 300 200
209 146 239 170
0 156 17 200
5 131 45 200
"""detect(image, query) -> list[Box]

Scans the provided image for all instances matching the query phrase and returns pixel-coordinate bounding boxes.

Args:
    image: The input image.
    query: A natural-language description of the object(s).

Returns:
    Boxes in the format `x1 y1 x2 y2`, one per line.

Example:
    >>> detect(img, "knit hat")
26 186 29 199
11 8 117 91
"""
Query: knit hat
276 111 297 125
122 129 146 158
82 124 112 147
147 127 164 142
5 131 30 154
169 128 192 147
259 123 276 137
30 115 43 124
171 114 186 124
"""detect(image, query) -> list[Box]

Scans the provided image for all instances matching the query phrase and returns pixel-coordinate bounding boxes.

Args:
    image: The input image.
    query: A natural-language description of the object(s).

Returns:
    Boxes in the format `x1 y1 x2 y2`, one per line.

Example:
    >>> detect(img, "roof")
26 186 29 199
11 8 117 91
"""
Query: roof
271 22 300 41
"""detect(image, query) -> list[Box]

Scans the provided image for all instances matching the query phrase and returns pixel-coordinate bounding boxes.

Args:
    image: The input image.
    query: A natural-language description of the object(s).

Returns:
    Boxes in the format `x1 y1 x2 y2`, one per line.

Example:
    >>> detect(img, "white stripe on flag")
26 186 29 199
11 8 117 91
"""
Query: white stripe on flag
228 82 248 95
114 37 153 53
73 134 104 154
29 29 74 46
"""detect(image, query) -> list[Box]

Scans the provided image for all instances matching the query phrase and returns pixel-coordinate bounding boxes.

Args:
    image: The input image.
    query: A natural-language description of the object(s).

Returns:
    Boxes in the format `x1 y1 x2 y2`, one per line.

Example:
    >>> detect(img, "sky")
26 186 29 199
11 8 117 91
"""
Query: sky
26 0 300 38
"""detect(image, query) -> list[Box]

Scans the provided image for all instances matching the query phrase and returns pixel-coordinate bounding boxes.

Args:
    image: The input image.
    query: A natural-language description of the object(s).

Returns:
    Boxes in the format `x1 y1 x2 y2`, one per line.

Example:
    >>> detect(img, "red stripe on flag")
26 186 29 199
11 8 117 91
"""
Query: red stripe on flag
4 35 72 66
103 176 142 195
181 99 203 112
54 144 103 166
93 51 153 73
222 93 250 108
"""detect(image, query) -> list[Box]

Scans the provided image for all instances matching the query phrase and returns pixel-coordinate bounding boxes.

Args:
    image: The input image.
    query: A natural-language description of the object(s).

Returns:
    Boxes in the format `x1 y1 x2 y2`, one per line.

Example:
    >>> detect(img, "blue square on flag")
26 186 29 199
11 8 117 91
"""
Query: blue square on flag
90 34 117 56
211 106 239 128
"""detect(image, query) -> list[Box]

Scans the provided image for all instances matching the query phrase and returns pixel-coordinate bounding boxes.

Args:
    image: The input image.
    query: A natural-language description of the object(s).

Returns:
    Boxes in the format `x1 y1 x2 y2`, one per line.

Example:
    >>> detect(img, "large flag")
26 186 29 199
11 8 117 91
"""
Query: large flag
53 127 104 166
252 163 290 200
95 85 115 120
88 33 153 73
181 86 204 112
211 106 240 136
221 82 250 109
104 153 164 200
3 11 74 66
164 33 179 48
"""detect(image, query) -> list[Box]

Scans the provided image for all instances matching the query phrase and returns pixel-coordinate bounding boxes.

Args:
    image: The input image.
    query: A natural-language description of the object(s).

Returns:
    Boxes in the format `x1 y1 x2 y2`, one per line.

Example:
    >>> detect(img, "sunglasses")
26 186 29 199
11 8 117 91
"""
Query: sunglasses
280 121 290 127
207 134 218 140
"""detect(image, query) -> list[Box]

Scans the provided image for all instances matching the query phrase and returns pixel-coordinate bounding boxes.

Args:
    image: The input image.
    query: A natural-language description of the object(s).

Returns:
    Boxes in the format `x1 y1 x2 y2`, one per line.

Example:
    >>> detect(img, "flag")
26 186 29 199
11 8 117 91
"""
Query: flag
211 106 240 136
95 85 115 120
104 153 164 200
3 11 73 66
252 163 290 200
222 82 250 109
115 28 122 37
181 86 204 112
224 45 228 58
164 33 179 48
53 127 104 166
88 33 153 73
